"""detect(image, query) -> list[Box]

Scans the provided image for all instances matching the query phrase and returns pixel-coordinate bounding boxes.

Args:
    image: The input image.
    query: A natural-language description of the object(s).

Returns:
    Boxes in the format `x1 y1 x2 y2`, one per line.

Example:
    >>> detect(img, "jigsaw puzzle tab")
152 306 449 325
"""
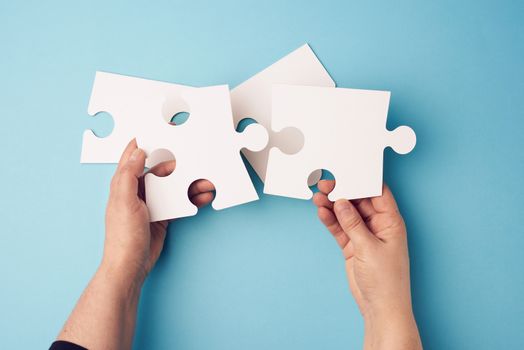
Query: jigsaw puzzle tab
263 84 416 201
230 44 335 185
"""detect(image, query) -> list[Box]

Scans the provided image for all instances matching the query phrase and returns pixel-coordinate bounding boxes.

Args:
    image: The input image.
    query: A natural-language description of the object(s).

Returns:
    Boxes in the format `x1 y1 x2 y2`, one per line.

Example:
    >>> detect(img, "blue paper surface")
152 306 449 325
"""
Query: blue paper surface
0 1 523 348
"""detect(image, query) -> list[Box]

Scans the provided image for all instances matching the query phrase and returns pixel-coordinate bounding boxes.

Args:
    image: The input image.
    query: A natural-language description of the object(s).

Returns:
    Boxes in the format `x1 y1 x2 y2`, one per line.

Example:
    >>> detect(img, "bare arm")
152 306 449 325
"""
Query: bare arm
57 264 142 350
57 139 214 349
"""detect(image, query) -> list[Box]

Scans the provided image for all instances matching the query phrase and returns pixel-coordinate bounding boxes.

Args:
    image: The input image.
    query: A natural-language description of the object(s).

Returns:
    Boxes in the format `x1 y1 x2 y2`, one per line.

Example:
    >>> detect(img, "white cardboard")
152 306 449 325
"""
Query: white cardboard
83 72 268 221
264 85 416 201
141 85 268 221
230 44 335 185
81 72 194 167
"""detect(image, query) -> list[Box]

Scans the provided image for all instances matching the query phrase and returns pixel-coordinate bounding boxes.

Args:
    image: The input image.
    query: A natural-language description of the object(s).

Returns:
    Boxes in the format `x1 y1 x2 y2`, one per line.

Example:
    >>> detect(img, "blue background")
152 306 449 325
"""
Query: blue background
1 1 523 349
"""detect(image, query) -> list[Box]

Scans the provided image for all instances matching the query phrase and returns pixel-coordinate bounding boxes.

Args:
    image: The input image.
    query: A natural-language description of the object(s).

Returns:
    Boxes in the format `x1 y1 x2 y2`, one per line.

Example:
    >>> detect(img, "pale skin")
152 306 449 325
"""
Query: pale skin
313 181 422 349
57 139 422 349
57 139 215 350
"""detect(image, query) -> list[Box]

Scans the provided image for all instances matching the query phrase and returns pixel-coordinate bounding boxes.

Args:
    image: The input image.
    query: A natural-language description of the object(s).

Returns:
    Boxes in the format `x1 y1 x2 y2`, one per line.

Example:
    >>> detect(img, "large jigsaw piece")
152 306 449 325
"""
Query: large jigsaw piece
83 72 268 221
140 85 267 221
264 85 416 201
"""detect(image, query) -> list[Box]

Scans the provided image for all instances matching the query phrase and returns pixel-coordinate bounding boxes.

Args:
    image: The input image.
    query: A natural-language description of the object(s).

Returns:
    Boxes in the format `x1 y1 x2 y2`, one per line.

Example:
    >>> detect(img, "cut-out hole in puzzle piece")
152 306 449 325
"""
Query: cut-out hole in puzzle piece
144 151 217 213
86 111 114 138
237 118 304 154
308 169 336 194
170 111 190 125
81 72 268 222
236 117 258 132
162 94 191 126
271 127 322 186
264 84 416 202
140 85 268 222
230 44 335 185
146 148 176 174
187 178 216 209
81 71 196 166
236 118 321 186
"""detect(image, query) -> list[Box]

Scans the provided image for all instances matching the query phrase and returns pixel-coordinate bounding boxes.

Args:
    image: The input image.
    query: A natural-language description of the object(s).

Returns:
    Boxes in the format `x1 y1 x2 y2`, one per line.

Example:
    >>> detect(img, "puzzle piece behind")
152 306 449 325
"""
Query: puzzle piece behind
81 71 193 168
140 85 268 221
264 85 416 201
230 44 335 185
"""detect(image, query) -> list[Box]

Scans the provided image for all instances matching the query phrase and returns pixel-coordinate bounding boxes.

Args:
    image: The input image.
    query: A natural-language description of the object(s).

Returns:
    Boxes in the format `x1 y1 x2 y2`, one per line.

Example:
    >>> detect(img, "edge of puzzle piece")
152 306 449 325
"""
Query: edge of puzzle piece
81 71 195 168
140 84 268 222
263 84 416 202
230 44 335 186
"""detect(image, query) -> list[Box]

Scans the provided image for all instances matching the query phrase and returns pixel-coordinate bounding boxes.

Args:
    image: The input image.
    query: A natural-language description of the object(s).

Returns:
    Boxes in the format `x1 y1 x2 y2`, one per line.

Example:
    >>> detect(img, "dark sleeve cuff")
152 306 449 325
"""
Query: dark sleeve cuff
49 340 88 350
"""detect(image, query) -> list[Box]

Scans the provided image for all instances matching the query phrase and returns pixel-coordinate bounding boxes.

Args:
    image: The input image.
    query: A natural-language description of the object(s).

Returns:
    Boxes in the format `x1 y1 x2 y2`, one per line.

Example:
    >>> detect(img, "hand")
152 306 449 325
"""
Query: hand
313 182 422 350
102 139 215 286
57 139 216 349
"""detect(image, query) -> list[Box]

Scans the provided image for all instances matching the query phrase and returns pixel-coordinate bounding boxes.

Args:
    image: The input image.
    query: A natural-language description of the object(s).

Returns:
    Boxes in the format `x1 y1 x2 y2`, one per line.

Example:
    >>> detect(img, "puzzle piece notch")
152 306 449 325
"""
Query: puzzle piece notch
146 148 176 172
162 94 191 124
241 120 322 186
81 71 193 168
264 84 416 203
141 85 269 222
84 111 114 139
236 117 320 186
271 126 304 155
271 126 322 186
230 44 335 184
237 122 269 153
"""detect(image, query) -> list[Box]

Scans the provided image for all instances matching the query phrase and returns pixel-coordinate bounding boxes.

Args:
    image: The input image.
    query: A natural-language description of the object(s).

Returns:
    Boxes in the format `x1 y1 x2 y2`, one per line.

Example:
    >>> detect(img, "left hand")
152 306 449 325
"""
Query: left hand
102 139 215 285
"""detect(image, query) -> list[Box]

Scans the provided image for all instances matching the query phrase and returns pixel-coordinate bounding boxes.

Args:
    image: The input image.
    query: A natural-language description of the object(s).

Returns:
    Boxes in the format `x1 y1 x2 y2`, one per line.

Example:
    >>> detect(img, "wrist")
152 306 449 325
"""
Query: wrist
97 260 146 297
363 304 421 350
364 300 414 322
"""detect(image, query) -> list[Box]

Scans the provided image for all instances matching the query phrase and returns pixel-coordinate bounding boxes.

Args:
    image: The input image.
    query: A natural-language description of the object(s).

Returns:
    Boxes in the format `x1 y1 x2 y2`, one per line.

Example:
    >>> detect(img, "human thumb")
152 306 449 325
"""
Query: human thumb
116 148 146 201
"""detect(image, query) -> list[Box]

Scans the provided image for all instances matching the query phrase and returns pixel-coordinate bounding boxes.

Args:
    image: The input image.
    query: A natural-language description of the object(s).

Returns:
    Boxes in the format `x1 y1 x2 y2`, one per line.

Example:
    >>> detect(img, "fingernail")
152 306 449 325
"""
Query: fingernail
129 148 142 162
334 199 351 213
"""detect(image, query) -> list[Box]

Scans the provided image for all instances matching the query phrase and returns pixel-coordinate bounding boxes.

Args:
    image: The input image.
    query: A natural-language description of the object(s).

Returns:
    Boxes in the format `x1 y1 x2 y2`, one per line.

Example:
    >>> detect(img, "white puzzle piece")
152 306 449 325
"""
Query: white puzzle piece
230 44 335 185
140 85 268 221
83 72 268 221
81 72 194 168
264 84 416 201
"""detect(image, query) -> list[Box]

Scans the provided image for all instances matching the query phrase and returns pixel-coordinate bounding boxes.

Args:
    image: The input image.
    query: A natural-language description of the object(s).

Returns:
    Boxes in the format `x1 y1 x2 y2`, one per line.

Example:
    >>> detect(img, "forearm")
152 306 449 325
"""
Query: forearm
363 306 422 350
57 263 143 350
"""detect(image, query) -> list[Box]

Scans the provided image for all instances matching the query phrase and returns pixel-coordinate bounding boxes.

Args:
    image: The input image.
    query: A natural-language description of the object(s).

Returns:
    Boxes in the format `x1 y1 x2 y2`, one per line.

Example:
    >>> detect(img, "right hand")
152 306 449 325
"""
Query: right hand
313 182 422 350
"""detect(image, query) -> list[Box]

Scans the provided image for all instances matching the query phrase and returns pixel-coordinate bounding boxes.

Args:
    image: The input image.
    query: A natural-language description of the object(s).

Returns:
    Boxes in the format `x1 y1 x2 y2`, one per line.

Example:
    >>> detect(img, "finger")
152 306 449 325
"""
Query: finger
190 192 215 208
116 139 138 171
318 206 349 250
147 160 176 177
115 148 146 201
188 179 215 198
333 199 375 246
370 183 400 214
317 180 335 194
351 198 377 222
312 192 333 210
